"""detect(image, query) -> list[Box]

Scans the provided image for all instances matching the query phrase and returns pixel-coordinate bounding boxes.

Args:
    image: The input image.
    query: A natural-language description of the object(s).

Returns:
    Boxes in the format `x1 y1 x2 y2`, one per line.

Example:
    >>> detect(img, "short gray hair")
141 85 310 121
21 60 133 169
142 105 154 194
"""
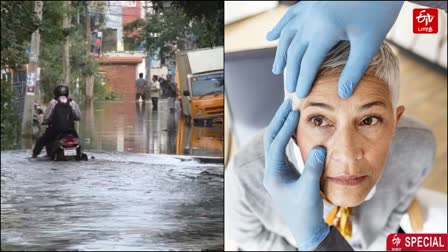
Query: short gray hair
318 41 400 109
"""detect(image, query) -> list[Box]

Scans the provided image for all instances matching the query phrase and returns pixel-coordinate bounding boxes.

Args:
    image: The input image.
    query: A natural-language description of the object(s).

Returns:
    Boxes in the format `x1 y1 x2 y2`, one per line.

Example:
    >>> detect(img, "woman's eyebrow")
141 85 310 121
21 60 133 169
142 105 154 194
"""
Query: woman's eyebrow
358 101 386 111
303 100 386 111
304 102 334 111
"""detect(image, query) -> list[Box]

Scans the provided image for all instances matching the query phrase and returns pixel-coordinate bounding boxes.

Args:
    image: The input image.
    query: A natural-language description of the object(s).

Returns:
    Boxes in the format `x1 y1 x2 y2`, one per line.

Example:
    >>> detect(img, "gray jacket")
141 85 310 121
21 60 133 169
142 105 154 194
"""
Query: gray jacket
225 116 435 251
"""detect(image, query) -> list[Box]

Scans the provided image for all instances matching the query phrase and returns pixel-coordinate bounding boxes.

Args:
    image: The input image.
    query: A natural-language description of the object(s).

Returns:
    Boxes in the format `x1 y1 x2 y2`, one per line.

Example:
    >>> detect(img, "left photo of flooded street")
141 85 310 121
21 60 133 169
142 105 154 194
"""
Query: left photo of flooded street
1 1 224 250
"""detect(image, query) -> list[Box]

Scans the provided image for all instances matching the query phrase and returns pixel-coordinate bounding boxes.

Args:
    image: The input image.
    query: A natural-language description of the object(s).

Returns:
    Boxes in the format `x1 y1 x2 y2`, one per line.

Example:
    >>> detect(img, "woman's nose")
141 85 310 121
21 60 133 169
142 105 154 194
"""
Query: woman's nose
330 127 363 163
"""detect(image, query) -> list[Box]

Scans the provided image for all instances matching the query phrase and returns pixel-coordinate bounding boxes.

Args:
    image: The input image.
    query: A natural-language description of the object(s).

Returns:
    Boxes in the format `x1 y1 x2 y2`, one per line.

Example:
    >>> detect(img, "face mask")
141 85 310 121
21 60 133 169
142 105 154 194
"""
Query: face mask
58 96 68 104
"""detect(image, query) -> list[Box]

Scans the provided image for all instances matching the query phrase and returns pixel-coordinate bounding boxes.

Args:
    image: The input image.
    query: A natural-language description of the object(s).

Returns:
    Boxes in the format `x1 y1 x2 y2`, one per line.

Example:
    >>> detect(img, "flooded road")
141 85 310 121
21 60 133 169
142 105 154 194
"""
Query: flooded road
1 150 224 251
77 98 224 157
2 97 224 250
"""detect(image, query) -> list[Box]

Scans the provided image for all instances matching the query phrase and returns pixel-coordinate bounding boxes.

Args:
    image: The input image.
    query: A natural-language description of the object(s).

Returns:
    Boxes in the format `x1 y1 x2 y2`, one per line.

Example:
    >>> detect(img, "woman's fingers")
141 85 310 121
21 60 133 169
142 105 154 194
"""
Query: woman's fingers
300 146 327 183
270 109 299 159
266 3 301 41
264 99 293 154
338 35 382 99
295 40 337 98
264 99 300 185
272 28 297 75
285 35 307 93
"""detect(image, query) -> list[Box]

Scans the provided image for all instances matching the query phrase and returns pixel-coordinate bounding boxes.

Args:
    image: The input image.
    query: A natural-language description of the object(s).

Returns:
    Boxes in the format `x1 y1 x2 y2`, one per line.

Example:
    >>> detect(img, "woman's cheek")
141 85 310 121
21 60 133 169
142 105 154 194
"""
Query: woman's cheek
365 130 394 179
296 124 330 160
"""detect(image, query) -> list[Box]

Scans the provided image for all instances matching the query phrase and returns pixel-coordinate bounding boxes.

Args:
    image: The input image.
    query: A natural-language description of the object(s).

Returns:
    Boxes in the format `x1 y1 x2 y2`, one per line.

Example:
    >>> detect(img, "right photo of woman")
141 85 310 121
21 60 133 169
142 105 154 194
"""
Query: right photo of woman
224 1 447 251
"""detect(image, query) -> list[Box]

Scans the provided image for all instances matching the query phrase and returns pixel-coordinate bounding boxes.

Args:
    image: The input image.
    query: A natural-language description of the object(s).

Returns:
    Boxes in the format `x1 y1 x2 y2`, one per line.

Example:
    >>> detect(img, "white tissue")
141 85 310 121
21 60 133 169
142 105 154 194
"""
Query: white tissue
285 92 301 111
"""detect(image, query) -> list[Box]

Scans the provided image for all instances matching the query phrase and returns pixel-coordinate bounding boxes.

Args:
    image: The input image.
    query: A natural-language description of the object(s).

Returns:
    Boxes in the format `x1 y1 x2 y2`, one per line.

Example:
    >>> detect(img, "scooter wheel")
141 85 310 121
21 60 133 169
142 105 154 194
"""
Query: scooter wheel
56 150 65 161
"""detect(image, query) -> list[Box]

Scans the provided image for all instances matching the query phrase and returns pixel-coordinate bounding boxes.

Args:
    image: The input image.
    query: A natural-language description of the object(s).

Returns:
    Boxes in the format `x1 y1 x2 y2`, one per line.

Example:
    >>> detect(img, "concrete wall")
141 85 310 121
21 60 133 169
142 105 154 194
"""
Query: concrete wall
101 64 139 99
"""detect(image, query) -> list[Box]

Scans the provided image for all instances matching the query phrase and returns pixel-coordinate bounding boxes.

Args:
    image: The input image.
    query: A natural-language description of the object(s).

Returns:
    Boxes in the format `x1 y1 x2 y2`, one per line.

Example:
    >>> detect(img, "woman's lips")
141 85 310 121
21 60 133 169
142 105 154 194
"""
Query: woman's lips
327 175 367 186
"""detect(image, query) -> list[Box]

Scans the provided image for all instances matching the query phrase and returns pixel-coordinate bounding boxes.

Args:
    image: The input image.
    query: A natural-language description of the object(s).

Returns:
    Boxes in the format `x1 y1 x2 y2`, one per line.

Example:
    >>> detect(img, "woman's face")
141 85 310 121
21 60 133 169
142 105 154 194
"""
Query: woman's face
295 74 404 207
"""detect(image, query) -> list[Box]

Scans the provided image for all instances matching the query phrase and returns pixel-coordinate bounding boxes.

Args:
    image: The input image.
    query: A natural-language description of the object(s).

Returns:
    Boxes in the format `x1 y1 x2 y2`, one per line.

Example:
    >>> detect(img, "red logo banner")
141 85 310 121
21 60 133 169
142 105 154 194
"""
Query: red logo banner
387 233 448 251
413 8 438 34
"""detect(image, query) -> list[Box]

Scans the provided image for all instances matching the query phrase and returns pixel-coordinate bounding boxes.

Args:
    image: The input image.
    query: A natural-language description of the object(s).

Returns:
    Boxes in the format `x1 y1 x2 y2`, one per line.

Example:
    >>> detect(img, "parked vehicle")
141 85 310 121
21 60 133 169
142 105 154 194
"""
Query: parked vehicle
176 47 224 121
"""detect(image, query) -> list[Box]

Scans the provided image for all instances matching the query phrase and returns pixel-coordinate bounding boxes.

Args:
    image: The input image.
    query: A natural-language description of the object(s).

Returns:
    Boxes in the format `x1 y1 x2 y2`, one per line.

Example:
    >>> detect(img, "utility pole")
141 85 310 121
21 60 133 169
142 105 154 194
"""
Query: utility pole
145 1 151 83
85 1 94 102
63 1 71 88
21 1 43 149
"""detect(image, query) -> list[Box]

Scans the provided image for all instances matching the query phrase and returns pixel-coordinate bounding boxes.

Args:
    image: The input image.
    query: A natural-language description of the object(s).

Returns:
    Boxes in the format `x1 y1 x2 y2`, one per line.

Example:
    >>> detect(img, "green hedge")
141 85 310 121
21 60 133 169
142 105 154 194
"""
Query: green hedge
1 80 20 150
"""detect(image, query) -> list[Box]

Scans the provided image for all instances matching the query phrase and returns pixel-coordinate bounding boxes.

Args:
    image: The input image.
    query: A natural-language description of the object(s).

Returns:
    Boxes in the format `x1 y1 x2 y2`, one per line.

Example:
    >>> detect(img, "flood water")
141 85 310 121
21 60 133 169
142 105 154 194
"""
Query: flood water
1 151 224 251
77 98 224 158
1 97 224 250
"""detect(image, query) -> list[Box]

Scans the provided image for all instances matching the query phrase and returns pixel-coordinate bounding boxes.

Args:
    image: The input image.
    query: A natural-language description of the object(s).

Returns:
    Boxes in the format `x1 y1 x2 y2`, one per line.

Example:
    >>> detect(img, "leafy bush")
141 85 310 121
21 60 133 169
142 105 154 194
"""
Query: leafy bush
1 79 20 150
93 76 120 101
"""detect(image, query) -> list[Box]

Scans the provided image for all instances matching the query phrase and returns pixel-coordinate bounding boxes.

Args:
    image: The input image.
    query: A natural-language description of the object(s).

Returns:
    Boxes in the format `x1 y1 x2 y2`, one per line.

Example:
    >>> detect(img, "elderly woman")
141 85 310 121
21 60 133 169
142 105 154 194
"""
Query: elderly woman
225 42 435 251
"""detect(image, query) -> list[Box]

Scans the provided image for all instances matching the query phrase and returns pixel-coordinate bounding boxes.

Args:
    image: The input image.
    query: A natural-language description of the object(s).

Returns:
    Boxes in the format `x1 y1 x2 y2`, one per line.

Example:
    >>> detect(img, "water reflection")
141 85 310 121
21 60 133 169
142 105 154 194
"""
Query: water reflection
78 99 223 157
176 116 224 157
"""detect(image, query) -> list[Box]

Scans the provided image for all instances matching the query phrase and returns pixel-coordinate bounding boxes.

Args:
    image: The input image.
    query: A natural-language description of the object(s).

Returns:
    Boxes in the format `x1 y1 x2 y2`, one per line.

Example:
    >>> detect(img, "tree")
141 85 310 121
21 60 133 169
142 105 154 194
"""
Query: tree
63 1 71 87
156 1 224 48
38 1 103 102
123 1 224 61
145 7 191 59
1 1 39 149
38 0 65 102
1 1 39 68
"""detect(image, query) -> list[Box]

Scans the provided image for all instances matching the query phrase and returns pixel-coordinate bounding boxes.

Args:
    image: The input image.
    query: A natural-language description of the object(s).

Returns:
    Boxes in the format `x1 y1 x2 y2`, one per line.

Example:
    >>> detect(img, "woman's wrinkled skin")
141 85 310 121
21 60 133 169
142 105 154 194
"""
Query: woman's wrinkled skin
295 74 405 207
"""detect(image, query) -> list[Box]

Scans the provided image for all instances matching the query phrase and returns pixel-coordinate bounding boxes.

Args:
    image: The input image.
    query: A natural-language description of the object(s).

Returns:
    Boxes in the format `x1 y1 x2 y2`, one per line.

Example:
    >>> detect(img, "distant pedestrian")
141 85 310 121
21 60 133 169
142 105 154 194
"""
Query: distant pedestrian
95 37 101 58
135 73 146 102
158 75 167 98
150 75 160 110
166 74 177 112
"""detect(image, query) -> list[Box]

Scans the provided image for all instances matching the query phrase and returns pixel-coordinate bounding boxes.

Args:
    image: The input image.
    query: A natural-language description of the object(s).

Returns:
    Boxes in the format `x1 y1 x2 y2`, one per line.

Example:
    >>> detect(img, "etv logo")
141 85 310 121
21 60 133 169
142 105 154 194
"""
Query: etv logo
386 233 448 251
413 8 438 34
392 234 401 246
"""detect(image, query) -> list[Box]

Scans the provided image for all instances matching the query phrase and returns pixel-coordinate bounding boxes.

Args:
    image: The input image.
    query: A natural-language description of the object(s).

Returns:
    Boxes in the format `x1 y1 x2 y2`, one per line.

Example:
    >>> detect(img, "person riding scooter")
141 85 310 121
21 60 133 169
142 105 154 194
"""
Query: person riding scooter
32 84 81 158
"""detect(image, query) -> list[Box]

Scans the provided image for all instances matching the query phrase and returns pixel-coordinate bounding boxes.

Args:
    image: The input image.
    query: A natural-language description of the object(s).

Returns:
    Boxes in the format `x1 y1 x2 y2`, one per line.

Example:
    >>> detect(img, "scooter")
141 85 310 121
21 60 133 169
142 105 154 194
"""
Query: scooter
45 130 88 161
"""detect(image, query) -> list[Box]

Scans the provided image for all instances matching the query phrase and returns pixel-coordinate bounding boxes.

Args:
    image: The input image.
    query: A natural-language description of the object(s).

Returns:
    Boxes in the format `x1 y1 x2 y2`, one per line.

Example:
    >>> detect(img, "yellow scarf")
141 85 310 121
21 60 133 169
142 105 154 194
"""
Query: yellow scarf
325 206 352 240
321 192 352 240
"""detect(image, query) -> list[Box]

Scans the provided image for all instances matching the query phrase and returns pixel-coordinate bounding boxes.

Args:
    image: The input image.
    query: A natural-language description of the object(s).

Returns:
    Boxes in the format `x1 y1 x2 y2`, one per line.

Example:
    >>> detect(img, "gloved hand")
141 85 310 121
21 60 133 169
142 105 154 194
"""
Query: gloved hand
264 99 329 251
267 1 404 99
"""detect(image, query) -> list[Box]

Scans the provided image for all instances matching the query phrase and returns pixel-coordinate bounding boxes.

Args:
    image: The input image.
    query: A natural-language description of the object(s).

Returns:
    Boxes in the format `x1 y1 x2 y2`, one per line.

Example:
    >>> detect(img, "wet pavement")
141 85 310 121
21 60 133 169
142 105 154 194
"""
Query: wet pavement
77 98 224 157
1 150 224 251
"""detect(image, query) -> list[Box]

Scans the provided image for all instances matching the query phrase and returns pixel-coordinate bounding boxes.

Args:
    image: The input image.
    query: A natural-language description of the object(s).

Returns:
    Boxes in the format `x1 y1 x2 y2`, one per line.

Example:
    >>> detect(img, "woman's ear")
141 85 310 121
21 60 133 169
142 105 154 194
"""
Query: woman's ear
395 105 405 127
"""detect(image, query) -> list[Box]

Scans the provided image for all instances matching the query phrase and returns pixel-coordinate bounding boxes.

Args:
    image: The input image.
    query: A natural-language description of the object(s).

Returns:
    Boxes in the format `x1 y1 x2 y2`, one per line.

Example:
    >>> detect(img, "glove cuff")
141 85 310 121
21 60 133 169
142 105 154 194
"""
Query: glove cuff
297 223 330 251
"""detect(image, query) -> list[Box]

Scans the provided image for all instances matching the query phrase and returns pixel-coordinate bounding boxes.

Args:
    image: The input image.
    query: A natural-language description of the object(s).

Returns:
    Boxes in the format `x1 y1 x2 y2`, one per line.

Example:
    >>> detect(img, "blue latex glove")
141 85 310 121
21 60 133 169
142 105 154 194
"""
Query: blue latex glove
264 99 329 251
267 1 404 98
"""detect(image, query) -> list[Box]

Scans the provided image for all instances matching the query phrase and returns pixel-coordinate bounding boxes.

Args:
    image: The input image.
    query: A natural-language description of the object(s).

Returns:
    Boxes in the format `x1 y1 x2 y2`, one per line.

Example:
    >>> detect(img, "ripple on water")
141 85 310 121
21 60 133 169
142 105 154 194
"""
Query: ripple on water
1 150 223 250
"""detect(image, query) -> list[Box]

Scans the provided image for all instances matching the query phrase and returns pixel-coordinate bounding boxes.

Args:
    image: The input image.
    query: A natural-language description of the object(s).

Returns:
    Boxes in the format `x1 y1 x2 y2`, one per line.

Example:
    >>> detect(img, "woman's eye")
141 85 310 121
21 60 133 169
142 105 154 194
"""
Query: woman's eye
311 116 329 127
361 116 380 126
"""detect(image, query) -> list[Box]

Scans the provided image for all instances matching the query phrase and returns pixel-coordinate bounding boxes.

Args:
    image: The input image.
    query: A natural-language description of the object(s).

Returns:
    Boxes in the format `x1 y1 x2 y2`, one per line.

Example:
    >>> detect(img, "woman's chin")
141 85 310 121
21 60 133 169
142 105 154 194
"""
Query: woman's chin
323 186 369 207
